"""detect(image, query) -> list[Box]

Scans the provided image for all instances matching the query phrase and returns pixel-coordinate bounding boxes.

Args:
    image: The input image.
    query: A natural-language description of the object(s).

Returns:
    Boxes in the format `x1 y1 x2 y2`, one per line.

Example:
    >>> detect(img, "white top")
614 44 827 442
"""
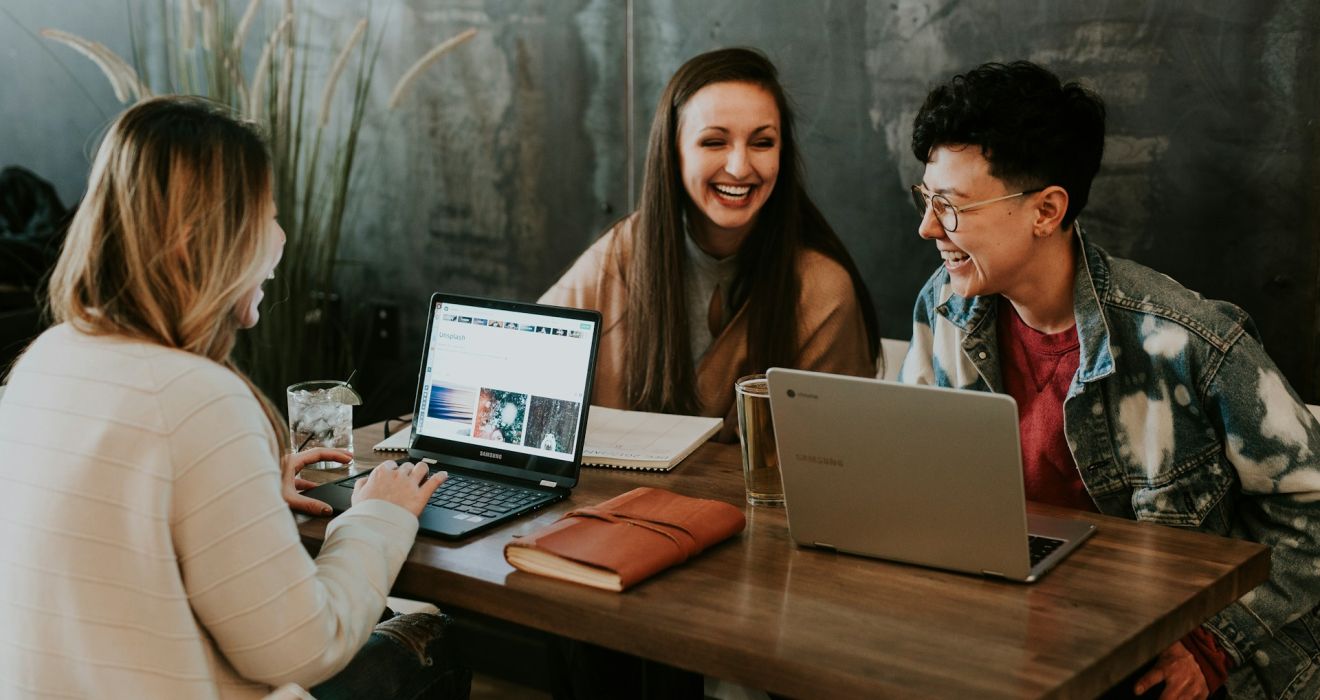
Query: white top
0 325 419 699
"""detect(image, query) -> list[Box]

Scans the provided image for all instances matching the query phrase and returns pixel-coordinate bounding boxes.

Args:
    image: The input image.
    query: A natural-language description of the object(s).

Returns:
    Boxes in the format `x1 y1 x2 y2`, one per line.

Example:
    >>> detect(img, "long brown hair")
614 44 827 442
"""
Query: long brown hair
625 47 879 414
48 95 287 449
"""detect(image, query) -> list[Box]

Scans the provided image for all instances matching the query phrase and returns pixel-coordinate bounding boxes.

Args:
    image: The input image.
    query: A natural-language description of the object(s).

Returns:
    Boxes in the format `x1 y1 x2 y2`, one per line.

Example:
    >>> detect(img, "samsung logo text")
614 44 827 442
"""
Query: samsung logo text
479 450 503 460
796 454 843 467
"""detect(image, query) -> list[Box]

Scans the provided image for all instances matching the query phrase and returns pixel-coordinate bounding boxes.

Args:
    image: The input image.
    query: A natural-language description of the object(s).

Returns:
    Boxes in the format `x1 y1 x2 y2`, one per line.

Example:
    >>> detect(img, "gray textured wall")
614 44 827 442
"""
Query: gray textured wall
4 1 1320 399
1 2 134 206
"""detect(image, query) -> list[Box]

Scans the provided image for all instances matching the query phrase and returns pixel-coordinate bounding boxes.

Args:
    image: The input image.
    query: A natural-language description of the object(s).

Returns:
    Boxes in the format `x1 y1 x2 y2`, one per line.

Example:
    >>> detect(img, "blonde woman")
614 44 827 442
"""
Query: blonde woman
0 97 469 699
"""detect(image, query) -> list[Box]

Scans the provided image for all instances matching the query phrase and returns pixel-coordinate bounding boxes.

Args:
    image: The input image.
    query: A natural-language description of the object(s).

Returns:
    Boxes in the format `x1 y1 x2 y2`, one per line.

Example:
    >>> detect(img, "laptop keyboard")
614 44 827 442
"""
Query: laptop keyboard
426 473 552 516
341 470 553 519
1028 534 1066 566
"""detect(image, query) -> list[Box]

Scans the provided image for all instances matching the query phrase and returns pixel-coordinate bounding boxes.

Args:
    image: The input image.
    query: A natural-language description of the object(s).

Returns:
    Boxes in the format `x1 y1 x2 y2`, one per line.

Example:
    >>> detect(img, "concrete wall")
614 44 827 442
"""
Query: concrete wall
1 2 134 206
4 0 1319 398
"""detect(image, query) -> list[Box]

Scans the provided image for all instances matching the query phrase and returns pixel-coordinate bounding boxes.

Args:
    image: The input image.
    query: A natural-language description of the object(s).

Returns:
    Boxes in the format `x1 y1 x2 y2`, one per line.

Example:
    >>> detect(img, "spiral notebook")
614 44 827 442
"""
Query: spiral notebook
375 406 721 472
373 427 412 452
580 407 722 471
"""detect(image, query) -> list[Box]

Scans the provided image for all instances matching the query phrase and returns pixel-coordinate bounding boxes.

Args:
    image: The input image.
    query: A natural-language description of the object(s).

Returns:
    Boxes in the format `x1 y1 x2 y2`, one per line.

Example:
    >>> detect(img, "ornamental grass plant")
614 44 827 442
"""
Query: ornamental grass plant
38 0 475 406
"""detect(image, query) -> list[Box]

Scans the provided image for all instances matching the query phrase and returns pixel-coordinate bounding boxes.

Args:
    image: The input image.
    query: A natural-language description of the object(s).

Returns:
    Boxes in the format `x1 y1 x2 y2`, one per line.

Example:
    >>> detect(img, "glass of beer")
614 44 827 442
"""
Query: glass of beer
735 373 783 507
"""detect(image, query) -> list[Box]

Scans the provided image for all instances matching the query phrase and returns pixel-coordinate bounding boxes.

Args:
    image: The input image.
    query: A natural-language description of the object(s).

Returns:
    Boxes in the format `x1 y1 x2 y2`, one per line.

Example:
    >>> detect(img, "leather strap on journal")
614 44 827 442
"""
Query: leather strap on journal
561 506 699 560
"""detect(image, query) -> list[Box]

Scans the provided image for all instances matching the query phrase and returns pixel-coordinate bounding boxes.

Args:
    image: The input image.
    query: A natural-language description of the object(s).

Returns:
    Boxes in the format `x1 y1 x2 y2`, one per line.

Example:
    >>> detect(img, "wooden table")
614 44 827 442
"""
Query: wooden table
297 422 1269 699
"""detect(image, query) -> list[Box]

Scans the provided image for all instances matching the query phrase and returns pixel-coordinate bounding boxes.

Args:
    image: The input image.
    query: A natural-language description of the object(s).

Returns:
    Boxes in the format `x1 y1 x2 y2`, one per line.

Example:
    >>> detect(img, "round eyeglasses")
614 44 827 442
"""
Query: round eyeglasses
910 184 1043 233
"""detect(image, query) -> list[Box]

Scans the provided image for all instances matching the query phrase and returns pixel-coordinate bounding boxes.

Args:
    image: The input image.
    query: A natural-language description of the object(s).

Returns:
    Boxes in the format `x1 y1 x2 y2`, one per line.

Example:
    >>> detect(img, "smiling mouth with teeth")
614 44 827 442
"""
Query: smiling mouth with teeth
940 250 971 269
713 183 752 199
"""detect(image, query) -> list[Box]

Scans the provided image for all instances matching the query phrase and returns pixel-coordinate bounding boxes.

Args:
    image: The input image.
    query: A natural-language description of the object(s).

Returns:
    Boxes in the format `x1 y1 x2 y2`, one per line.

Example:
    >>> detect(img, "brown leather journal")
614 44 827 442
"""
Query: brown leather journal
504 487 746 591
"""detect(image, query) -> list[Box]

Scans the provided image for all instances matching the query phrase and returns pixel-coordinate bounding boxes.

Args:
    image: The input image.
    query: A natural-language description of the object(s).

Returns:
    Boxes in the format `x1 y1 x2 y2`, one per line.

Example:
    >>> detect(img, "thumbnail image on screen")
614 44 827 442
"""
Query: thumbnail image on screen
473 388 528 444
523 396 581 455
426 383 477 437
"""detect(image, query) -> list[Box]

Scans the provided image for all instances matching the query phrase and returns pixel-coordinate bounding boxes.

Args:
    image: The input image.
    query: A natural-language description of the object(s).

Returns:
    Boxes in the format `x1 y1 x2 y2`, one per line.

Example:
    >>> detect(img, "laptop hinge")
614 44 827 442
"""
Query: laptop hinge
539 479 556 487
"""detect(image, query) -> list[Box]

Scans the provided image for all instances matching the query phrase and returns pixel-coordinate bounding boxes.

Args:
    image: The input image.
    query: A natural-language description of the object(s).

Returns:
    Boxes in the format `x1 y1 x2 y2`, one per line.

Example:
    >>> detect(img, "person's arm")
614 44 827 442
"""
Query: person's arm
538 259 593 308
792 260 873 378
167 375 420 688
1200 334 1320 663
538 228 621 309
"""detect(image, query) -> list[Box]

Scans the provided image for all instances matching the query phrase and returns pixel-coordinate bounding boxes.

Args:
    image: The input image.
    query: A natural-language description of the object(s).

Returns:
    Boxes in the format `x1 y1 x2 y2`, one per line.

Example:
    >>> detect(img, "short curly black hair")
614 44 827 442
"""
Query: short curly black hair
911 61 1105 229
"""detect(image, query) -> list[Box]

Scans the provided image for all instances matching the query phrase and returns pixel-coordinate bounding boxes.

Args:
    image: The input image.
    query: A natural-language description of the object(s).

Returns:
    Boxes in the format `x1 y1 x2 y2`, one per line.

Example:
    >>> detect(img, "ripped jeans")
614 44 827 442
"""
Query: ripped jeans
312 612 472 700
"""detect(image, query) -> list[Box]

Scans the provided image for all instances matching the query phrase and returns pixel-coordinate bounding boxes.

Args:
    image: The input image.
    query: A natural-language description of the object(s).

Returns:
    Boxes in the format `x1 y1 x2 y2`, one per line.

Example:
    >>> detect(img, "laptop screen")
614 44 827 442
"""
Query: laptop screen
410 295 599 486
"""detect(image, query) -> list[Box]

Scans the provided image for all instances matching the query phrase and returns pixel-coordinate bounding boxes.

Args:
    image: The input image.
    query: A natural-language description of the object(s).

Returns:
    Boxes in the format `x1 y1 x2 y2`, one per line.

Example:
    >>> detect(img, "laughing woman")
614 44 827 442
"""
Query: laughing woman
541 48 879 439
0 96 467 699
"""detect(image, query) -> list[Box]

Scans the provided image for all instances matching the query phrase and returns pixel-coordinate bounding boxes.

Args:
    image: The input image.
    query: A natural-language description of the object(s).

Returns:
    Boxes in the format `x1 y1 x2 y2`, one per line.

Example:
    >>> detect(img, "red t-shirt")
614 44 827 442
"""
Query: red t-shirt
996 298 1094 513
996 298 1230 693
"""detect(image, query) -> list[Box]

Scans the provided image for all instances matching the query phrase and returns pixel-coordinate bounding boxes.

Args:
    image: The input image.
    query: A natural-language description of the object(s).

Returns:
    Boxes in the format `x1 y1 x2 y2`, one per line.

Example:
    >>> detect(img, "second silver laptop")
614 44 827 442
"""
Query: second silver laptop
766 368 1096 583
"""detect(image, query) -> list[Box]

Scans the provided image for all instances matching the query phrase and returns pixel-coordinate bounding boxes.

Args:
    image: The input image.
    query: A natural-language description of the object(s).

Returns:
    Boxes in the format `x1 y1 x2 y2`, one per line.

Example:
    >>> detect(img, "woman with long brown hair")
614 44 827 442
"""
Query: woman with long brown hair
541 48 880 699
542 47 878 439
0 96 468 699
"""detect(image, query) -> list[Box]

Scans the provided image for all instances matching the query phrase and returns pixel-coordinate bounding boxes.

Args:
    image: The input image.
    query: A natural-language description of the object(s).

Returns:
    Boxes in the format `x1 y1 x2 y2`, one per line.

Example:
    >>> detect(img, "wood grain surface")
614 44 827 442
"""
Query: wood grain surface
296 421 1270 699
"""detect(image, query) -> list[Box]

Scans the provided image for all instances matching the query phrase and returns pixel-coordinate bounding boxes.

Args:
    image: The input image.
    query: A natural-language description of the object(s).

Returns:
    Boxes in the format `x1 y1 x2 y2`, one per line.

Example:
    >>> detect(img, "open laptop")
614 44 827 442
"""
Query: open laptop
766 368 1095 582
304 293 601 539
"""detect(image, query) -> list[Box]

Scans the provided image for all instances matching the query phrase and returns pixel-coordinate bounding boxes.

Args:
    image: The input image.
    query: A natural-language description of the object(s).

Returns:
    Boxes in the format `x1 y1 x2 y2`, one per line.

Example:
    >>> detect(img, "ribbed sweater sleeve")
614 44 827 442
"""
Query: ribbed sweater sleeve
2 327 430 697
166 365 419 688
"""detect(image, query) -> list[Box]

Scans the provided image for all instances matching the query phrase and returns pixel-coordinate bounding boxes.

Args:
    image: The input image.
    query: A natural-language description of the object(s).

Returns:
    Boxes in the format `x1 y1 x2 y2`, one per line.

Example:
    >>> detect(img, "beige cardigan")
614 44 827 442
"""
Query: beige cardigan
0 325 418 698
540 216 875 441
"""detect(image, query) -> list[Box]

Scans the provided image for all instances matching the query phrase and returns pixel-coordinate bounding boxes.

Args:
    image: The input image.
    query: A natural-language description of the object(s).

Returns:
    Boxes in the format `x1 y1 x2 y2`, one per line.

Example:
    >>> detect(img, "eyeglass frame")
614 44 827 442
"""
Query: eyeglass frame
910 184 1045 233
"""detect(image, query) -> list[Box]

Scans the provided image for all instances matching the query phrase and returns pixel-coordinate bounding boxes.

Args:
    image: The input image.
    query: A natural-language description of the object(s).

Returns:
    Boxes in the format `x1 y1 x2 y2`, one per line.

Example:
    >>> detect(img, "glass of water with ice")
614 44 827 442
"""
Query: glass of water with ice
286 380 357 469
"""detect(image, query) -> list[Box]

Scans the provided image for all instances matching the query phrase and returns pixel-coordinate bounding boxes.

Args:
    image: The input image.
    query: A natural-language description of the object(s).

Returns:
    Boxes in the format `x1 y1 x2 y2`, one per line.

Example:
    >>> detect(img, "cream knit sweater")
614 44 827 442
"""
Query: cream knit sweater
0 325 418 698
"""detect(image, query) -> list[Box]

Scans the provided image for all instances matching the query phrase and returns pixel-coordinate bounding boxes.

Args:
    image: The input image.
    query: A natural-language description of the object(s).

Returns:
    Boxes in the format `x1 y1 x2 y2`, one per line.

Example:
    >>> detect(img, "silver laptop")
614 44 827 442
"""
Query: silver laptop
766 368 1095 582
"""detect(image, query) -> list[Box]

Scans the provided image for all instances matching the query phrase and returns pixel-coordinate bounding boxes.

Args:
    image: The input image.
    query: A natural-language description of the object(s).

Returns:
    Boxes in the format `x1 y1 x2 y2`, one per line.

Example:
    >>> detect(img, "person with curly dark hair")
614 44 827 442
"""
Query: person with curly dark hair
900 61 1320 700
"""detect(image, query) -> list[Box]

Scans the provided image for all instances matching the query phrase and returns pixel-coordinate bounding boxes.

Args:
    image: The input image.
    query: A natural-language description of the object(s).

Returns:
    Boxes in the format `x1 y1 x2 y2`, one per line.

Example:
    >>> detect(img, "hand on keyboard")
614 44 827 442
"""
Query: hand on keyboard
353 460 448 517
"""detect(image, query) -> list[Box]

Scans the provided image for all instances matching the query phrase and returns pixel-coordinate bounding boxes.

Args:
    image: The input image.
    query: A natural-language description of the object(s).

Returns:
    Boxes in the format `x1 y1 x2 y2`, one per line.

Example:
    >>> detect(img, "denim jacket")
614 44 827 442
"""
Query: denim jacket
899 230 1320 699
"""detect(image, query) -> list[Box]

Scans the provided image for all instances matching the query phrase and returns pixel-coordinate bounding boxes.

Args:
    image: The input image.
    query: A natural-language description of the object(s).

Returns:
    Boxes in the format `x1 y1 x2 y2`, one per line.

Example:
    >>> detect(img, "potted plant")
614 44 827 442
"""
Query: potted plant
38 0 474 403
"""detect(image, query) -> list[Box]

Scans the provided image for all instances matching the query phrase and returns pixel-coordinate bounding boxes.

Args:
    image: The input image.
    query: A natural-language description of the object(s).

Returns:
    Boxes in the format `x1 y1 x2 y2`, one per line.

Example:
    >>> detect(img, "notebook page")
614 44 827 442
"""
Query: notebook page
584 406 721 462
372 427 411 452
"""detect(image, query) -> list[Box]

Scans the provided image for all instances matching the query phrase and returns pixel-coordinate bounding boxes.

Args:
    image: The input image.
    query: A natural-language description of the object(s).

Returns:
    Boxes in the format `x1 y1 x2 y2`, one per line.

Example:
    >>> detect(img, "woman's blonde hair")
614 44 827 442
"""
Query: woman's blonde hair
48 95 287 449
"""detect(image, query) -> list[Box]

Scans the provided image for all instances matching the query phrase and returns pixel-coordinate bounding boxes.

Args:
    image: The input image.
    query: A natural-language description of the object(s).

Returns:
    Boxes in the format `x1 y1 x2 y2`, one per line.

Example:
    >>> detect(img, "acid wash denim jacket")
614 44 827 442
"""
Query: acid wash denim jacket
899 230 1320 700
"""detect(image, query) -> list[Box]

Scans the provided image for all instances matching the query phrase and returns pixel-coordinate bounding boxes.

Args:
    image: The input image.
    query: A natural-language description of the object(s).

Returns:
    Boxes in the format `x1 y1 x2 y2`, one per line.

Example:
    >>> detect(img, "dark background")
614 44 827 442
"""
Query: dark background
4 0 1319 415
